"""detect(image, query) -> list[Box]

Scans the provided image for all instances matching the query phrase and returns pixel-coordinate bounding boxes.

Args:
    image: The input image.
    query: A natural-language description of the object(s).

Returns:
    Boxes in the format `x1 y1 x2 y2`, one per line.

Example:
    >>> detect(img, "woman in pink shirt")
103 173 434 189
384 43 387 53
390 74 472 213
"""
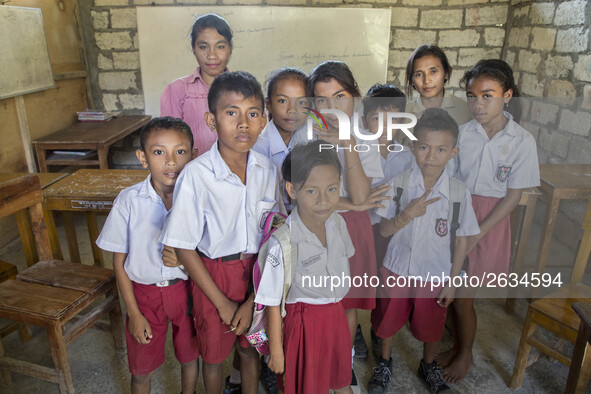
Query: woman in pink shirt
160 14 232 156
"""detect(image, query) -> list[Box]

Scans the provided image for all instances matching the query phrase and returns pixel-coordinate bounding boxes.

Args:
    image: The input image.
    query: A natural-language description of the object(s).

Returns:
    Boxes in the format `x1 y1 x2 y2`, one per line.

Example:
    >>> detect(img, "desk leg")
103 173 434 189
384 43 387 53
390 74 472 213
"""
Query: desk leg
35 145 48 173
62 213 80 263
565 320 591 394
86 212 104 267
44 208 63 261
98 146 109 170
534 193 560 277
0 336 11 385
16 210 38 267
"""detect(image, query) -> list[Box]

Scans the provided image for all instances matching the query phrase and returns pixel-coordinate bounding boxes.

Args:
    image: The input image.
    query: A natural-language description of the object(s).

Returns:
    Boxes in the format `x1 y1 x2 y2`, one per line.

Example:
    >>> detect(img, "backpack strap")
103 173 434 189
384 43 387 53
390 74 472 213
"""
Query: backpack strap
272 224 297 318
448 176 466 261
391 169 412 216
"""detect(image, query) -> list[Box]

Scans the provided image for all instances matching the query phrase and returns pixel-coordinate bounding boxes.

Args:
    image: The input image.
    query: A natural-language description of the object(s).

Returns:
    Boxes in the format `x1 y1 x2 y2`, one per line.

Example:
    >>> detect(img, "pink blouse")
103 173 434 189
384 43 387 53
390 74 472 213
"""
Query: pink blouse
160 67 218 156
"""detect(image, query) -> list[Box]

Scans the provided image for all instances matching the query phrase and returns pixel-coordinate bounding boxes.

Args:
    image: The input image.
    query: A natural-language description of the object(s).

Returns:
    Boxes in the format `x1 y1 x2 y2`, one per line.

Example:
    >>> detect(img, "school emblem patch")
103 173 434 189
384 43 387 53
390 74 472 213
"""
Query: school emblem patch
435 218 448 237
496 164 511 182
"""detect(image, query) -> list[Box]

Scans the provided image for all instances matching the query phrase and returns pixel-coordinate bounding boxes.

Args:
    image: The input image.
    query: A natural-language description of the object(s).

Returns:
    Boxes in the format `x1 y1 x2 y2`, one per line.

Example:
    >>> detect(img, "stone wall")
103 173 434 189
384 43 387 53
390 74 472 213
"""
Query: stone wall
79 0 511 113
503 0 591 253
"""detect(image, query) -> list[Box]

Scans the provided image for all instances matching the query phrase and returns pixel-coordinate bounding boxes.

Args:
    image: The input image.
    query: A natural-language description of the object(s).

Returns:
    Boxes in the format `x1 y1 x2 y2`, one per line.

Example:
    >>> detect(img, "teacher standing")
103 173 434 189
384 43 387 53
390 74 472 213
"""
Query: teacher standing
160 14 233 156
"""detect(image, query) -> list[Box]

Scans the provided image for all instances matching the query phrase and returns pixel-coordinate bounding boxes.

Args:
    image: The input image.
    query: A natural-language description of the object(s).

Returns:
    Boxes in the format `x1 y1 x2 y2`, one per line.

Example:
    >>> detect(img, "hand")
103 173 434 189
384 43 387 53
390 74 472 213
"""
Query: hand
230 296 255 336
128 312 152 344
162 246 180 268
217 299 239 326
268 351 285 374
437 284 456 308
401 189 440 221
352 184 392 211
466 234 481 254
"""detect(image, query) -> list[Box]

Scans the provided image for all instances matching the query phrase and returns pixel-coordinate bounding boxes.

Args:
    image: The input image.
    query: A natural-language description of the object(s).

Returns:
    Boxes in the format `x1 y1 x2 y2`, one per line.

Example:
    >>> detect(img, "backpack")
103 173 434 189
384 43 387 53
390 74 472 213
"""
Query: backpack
391 169 466 259
245 211 297 355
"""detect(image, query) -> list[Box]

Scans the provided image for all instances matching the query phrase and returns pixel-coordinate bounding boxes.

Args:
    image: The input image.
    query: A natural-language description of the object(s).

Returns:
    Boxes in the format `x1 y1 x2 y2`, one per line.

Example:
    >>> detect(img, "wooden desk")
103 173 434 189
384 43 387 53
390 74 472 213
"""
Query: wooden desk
535 165 591 278
43 169 149 266
0 173 68 266
32 115 151 172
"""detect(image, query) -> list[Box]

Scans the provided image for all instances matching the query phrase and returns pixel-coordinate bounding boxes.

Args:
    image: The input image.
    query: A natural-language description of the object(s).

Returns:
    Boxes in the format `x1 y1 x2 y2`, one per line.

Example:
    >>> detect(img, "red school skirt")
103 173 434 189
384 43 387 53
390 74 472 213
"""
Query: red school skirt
467 195 511 280
339 210 377 310
282 302 352 394
191 255 255 365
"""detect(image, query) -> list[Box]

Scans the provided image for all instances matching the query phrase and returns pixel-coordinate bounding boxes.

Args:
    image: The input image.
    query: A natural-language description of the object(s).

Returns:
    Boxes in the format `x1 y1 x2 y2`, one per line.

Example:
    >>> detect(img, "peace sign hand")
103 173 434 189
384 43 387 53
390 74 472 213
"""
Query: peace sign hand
400 189 440 222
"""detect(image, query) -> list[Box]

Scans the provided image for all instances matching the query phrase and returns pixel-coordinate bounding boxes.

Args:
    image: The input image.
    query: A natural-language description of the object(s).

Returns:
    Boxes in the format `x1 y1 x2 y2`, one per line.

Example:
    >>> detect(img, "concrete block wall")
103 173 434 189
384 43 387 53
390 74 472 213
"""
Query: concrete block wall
79 0 511 113
503 0 591 254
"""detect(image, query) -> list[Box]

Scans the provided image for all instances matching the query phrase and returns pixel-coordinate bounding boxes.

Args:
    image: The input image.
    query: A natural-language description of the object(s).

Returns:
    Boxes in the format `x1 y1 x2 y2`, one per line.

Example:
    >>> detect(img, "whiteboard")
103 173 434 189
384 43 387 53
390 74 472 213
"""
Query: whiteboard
137 6 391 116
0 6 54 99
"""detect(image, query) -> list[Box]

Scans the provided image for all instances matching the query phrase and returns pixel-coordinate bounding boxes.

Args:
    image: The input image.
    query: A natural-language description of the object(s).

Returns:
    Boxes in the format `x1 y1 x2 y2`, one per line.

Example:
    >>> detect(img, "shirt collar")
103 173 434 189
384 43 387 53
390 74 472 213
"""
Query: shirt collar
209 142 270 181
137 174 167 206
267 121 291 156
188 67 230 84
474 111 517 139
409 160 450 200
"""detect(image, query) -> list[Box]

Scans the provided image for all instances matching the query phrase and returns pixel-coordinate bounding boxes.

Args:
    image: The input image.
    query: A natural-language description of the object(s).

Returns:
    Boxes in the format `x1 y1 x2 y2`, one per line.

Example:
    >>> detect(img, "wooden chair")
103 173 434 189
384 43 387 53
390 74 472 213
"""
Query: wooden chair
510 199 591 389
0 259 32 343
565 302 591 393
0 175 125 394
506 187 541 312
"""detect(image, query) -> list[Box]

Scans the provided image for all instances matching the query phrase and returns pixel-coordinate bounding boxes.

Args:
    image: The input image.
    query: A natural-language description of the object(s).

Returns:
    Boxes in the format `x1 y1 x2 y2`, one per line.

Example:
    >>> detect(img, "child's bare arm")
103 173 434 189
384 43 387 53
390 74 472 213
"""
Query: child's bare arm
266 305 284 374
231 293 255 335
113 252 152 344
437 235 468 307
175 248 238 325
336 184 391 212
466 188 522 253
343 147 372 204
379 189 440 237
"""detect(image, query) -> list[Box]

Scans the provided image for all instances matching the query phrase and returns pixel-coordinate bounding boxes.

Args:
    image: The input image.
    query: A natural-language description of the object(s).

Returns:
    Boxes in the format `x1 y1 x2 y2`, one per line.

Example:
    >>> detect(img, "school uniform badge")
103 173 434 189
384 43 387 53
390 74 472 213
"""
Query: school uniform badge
435 218 448 237
496 164 511 182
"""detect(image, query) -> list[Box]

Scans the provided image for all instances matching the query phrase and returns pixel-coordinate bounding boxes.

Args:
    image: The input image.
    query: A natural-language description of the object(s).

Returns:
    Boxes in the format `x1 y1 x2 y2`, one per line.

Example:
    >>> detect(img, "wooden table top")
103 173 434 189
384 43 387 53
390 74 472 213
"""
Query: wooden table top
573 302 591 330
0 172 68 189
43 169 149 211
31 115 151 145
540 164 591 191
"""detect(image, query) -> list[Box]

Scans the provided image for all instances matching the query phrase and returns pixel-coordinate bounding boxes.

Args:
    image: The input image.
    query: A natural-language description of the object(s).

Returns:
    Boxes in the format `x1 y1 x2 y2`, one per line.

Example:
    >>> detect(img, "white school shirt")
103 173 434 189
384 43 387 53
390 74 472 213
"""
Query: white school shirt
254 208 355 306
96 175 188 285
452 113 540 198
160 143 284 258
406 94 473 126
375 161 480 280
369 140 414 225
291 123 384 201
252 120 295 171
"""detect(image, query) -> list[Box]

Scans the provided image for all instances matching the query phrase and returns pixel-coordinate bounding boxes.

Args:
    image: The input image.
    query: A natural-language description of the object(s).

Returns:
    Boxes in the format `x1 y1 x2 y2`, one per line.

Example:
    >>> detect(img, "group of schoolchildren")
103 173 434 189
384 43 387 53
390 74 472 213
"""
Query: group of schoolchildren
97 13 540 394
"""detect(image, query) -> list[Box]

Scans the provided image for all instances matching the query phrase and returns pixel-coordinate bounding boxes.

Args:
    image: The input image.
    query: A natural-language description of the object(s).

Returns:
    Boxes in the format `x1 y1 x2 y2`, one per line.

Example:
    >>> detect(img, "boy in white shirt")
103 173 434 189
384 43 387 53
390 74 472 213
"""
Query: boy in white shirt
96 117 200 394
368 108 480 394
160 71 284 394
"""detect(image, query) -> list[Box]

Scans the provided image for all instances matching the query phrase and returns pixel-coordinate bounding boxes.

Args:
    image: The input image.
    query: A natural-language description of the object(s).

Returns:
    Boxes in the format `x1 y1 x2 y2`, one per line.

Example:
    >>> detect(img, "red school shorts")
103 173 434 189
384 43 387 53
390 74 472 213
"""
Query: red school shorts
371 267 448 343
191 255 255 365
126 280 199 376
339 210 377 311
282 302 352 394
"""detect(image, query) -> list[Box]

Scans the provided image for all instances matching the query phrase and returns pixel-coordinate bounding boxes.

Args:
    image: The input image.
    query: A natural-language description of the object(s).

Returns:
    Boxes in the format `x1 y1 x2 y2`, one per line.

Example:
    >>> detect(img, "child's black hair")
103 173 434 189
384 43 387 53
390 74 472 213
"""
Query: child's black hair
266 67 308 99
139 116 194 151
460 59 522 123
307 61 361 98
405 44 452 97
282 140 342 190
363 83 407 117
207 71 265 114
190 13 233 49
413 108 459 146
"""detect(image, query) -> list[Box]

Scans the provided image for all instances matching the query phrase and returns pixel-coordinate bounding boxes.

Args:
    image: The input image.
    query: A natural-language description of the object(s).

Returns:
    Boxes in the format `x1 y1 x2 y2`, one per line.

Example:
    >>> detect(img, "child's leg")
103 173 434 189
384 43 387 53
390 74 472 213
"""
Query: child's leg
345 308 358 346
202 362 223 393
380 334 395 361
334 385 354 394
180 359 198 394
423 342 438 364
230 349 241 384
131 370 155 394
236 343 260 394
443 294 476 383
